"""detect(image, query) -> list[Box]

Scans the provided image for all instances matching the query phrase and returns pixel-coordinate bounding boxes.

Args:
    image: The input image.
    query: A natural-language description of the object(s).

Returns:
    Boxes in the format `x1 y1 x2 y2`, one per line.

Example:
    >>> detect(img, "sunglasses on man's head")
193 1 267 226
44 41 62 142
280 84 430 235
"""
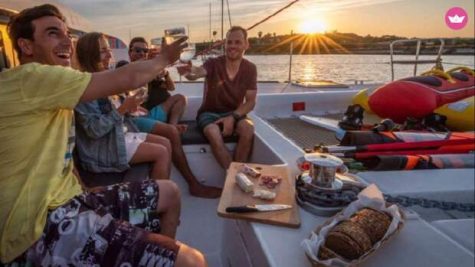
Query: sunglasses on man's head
131 47 149 53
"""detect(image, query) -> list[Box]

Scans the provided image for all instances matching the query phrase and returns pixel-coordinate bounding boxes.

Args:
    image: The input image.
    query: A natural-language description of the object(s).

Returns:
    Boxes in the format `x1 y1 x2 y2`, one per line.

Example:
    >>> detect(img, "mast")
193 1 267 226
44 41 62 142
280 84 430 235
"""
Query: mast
221 0 224 41
187 24 190 40
221 0 224 53
209 2 212 41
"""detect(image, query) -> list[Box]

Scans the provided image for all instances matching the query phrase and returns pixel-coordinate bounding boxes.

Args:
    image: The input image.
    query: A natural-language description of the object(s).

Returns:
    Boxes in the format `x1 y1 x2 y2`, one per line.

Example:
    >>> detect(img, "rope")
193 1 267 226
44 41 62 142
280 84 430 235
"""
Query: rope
197 0 301 57
247 0 300 31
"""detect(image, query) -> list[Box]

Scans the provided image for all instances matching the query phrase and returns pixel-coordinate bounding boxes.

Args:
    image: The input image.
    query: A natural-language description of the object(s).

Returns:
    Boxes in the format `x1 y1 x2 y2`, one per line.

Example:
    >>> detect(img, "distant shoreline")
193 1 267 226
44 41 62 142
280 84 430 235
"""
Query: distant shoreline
243 52 475 56
196 32 474 57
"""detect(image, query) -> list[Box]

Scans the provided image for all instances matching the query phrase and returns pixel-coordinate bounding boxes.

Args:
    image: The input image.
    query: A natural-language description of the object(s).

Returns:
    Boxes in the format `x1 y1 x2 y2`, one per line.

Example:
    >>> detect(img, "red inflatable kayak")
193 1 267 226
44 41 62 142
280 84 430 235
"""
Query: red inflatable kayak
368 67 475 123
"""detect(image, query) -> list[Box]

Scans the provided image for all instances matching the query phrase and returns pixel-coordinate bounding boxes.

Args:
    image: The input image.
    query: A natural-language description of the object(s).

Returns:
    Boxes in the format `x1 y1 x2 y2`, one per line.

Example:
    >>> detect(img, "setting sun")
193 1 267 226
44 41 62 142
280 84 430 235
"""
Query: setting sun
298 19 327 34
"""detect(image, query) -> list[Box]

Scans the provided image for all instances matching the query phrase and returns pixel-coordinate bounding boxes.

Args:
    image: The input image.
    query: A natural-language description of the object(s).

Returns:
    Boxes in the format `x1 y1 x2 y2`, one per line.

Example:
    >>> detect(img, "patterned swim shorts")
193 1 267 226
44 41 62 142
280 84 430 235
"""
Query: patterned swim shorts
6 180 180 267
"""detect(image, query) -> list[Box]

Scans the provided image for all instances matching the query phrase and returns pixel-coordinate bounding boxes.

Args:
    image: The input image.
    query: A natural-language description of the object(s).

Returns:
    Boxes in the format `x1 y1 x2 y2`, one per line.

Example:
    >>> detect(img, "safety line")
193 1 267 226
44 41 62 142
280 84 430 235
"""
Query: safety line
197 0 301 57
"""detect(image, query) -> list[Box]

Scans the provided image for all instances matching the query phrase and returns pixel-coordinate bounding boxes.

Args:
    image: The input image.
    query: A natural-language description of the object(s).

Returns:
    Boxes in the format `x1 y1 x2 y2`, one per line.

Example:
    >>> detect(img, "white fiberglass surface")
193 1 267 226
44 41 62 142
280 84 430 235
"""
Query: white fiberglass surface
174 133 286 267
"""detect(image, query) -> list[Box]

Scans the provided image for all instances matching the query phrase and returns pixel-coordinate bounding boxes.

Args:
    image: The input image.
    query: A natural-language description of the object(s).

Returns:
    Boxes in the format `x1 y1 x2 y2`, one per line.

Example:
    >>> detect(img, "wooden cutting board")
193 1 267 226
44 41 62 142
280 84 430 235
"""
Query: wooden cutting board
217 162 300 228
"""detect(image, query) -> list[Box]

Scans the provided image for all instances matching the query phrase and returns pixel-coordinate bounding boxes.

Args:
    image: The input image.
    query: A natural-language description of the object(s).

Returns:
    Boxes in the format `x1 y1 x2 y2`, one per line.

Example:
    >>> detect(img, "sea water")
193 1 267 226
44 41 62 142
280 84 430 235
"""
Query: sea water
111 50 474 83
245 54 475 83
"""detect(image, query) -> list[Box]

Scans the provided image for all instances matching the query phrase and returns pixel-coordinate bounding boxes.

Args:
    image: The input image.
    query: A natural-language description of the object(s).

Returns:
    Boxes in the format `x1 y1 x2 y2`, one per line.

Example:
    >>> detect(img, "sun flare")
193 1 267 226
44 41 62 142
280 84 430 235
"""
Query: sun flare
299 19 327 34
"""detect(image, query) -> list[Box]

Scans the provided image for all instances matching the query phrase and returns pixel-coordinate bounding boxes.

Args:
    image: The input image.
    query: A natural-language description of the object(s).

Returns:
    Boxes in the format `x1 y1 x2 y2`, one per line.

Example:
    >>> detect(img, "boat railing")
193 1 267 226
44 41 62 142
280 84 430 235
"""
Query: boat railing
389 38 445 81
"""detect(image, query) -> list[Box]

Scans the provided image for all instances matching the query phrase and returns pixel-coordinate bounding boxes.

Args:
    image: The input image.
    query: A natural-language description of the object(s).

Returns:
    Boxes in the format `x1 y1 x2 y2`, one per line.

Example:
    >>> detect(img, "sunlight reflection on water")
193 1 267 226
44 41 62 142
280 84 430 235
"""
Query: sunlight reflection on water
244 54 474 84
112 49 474 84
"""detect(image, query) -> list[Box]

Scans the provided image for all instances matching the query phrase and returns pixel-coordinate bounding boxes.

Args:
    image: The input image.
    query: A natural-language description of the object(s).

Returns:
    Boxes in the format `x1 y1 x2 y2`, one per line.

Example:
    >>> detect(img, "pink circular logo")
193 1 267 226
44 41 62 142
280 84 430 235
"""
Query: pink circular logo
445 7 468 30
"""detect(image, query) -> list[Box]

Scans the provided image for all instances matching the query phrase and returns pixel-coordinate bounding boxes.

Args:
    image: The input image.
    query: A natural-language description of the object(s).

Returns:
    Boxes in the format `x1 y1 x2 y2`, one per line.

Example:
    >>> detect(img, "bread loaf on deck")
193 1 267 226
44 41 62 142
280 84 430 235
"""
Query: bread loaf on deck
322 208 392 260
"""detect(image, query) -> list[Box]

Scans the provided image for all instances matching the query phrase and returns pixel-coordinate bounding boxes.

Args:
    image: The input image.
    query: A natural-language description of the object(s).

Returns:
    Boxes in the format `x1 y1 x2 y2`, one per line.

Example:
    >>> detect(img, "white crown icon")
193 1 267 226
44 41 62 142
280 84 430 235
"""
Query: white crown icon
448 15 465 24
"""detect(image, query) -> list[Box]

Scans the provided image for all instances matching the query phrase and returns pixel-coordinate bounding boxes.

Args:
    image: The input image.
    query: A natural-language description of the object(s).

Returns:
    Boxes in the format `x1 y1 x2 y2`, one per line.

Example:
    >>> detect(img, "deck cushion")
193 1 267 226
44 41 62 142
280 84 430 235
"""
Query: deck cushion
77 163 150 188
74 149 149 188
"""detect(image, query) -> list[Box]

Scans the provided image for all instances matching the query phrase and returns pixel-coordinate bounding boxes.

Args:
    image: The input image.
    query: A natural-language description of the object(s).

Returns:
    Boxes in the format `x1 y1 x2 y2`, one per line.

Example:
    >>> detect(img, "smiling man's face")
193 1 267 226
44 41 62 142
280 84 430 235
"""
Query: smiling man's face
225 30 248 61
25 16 73 66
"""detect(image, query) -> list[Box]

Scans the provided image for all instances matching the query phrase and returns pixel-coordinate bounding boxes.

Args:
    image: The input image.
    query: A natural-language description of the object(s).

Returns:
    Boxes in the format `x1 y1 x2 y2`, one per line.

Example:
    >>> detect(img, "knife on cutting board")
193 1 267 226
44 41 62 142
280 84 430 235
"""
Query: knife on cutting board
225 204 292 213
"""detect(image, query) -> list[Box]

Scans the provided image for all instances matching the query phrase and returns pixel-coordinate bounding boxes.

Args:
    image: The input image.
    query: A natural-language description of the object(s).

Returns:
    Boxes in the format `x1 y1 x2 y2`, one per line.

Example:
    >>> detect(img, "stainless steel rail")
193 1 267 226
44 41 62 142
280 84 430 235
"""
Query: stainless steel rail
390 38 445 80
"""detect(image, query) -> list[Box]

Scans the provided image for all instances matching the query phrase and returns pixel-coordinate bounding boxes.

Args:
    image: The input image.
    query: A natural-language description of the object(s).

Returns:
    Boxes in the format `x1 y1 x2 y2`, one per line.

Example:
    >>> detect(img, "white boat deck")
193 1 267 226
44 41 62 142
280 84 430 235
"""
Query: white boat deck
171 168 225 266
173 80 374 97
172 81 474 267
247 110 474 267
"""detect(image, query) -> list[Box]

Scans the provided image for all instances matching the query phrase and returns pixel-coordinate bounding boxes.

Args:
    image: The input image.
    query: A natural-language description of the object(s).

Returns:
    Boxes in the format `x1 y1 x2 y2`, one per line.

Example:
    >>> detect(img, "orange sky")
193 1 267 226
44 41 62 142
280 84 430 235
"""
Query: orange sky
56 0 474 43
246 0 474 40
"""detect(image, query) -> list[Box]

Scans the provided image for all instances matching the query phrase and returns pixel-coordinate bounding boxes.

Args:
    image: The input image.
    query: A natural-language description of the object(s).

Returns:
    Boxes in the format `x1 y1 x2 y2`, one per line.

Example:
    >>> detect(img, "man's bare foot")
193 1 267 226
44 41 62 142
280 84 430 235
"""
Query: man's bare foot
174 124 188 134
189 184 222 199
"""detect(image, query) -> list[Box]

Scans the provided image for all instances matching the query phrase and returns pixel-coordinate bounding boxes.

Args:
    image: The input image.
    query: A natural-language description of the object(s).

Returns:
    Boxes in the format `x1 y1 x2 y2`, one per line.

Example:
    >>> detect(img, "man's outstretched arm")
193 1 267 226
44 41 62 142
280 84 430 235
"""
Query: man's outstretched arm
178 64 207 81
79 37 187 102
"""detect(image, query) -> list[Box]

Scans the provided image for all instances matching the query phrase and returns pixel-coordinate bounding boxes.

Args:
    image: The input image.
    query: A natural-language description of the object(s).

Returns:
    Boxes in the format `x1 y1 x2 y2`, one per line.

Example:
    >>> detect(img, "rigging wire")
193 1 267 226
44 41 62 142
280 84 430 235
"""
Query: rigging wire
226 0 232 28
197 0 301 56
246 0 300 31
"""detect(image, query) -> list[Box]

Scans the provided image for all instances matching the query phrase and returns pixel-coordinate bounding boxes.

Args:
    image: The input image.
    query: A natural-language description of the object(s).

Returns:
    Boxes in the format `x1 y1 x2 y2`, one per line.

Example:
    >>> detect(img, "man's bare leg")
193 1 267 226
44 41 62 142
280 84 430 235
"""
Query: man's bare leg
155 180 181 238
203 124 232 169
175 243 208 267
155 178 208 267
161 94 187 127
152 123 222 198
234 119 254 163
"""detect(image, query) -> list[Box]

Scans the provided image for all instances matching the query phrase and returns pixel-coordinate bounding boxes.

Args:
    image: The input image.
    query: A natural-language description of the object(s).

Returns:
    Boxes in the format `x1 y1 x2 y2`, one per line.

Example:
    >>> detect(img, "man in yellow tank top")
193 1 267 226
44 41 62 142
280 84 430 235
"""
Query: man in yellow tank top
0 4 205 267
